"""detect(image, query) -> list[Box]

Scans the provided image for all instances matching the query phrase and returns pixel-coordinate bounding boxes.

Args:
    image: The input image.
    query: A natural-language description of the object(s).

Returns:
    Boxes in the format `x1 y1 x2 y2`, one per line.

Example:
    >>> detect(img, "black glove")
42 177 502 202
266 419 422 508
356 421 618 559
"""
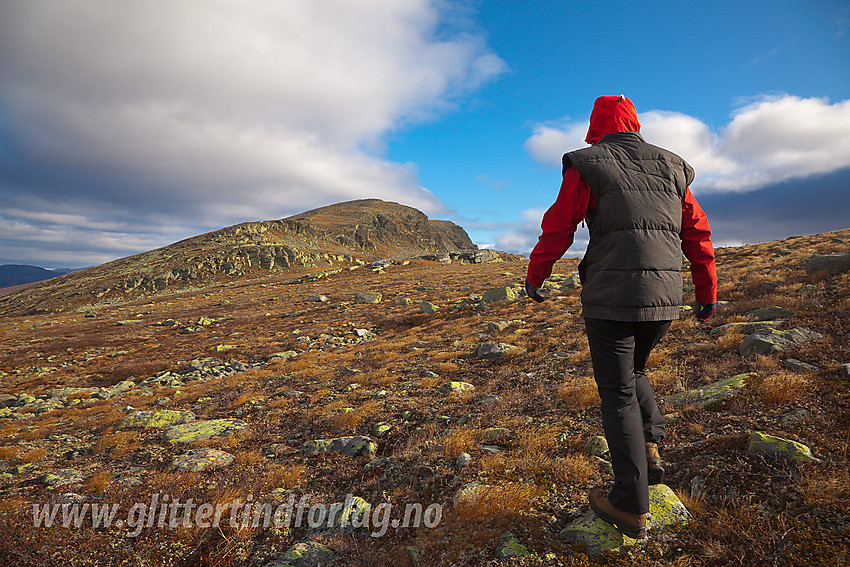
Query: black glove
525 278 546 303
695 302 716 322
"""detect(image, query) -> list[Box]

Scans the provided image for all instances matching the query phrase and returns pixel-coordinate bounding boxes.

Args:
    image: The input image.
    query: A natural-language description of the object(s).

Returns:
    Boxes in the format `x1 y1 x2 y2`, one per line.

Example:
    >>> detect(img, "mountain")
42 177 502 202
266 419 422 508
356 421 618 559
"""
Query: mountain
0 199 482 316
0 265 76 288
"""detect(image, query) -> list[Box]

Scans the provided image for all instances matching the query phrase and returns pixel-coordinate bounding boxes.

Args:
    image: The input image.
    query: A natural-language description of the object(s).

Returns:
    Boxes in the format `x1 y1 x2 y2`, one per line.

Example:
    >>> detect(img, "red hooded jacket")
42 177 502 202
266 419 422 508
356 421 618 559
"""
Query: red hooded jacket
527 96 717 305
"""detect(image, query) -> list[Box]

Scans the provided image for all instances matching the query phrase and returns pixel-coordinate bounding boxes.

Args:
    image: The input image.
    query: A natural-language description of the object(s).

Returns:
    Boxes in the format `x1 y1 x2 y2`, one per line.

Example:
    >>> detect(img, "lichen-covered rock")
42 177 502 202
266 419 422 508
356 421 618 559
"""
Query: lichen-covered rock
302 436 377 458
483 427 512 441
119 410 195 429
665 373 751 408
42 469 86 489
265 542 337 567
709 321 784 337
482 286 518 302
588 435 610 458
739 328 823 356
438 381 475 395
172 448 234 471
419 301 439 314
354 291 382 304
804 252 850 275
747 432 820 463
476 342 523 359
162 418 248 445
560 484 690 555
495 531 531 558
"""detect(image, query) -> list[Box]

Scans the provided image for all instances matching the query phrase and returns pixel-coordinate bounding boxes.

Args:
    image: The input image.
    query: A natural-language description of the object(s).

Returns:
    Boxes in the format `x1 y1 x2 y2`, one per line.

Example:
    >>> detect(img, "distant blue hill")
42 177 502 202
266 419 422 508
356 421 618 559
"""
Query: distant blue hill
0 265 77 288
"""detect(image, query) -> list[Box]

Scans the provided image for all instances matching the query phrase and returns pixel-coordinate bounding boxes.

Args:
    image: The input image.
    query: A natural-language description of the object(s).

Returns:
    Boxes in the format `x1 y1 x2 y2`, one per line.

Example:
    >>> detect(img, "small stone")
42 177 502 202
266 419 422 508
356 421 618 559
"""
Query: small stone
372 422 392 437
456 452 472 467
310 294 329 303
354 291 382 304
838 363 850 378
265 542 337 567
588 435 609 458
420 301 439 314
780 408 812 425
483 427 512 442
495 531 531 558
475 342 523 359
42 469 86 489
785 359 819 373
478 394 500 404
482 286 518 302
690 476 706 499
438 381 475 395
398 297 413 305
302 436 377 458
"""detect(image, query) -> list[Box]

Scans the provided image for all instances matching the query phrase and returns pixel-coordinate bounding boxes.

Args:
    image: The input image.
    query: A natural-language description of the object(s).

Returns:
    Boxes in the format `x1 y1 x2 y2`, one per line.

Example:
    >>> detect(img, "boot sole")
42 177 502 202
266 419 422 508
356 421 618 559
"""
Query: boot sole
589 491 647 539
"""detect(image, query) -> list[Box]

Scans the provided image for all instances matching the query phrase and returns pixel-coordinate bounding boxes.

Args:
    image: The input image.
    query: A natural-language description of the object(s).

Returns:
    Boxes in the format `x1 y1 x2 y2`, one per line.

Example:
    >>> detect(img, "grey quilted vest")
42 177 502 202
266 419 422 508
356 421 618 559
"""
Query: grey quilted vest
565 132 695 321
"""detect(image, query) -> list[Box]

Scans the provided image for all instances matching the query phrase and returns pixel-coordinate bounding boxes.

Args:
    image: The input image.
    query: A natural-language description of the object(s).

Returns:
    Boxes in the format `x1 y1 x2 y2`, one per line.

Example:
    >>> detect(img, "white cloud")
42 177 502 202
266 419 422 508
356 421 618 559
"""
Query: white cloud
0 0 505 265
524 95 850 193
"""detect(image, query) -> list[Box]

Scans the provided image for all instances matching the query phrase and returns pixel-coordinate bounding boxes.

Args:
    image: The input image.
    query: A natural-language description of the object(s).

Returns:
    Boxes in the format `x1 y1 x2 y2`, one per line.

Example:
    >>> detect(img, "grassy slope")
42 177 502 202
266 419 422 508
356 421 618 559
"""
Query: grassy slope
0 229 848 566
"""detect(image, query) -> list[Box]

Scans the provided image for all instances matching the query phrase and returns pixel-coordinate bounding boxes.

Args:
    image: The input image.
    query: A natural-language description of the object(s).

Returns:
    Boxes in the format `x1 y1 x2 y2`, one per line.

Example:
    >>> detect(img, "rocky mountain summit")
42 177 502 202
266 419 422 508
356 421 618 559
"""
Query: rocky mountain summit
0 199 493 317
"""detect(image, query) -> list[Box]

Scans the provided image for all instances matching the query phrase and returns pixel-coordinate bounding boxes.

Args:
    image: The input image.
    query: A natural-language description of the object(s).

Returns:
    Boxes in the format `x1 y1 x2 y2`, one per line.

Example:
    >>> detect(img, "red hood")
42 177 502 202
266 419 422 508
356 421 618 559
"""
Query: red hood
585 95 641 145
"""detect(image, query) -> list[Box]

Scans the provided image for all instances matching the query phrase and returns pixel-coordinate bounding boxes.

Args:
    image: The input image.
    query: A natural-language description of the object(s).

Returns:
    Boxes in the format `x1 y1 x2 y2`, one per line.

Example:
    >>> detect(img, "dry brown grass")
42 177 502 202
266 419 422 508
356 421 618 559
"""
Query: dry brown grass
94 430 141 457
85 470 112 493
797 464 850 506
328 400 380 431
19 447 47 464
443 426 482 458
454 483 540 521
558 375 599 408
266 464 305 489
716 329 744 351
760 372 808 405
0 446 20 461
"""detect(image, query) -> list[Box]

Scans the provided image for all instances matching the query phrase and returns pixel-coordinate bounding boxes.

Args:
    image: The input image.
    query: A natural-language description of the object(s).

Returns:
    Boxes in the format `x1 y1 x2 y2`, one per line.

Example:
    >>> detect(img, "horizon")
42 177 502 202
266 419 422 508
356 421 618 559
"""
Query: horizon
1 1 849 268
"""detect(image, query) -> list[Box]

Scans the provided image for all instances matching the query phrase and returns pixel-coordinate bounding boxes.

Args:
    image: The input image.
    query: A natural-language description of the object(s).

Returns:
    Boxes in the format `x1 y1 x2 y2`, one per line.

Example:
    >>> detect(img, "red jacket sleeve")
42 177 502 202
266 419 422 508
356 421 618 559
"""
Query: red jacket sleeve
681 188 717 304
527 166 593 286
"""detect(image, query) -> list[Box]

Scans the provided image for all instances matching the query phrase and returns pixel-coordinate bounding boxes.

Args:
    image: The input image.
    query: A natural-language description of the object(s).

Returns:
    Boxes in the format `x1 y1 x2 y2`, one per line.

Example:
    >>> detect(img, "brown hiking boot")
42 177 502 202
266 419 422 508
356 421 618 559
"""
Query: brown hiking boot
588 487 647 539
646 442 664 485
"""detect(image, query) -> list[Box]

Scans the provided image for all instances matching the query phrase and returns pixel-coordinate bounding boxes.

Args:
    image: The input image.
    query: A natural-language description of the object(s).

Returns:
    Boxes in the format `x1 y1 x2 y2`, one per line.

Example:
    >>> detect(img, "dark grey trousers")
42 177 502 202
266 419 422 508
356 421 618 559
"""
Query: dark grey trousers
584 318 671 515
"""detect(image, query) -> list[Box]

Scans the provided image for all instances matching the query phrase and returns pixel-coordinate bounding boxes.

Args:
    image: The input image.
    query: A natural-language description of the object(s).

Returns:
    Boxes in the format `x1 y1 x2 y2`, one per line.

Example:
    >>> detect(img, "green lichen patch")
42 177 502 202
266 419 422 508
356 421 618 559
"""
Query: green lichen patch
748 432 820 463
665 373 751 408
162 418 248 445
302 435 377 458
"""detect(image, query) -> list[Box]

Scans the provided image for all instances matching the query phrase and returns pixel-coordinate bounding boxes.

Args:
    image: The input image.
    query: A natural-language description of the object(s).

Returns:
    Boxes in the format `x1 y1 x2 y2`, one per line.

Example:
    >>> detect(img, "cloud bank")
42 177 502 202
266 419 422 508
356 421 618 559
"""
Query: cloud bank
525 95 850 193
0 0 505 266
508 95 850 256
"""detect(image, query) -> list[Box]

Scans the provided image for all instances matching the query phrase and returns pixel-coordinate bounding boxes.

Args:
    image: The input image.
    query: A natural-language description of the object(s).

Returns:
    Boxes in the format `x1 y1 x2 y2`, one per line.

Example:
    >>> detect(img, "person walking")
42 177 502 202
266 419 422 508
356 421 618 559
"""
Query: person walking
525 95 717 539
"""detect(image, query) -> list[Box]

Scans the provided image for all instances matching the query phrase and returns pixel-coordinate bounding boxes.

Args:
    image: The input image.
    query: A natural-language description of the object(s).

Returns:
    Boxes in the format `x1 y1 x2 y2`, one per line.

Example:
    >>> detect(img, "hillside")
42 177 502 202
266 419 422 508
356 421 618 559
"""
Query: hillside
0 199 481 317
0 229 848 566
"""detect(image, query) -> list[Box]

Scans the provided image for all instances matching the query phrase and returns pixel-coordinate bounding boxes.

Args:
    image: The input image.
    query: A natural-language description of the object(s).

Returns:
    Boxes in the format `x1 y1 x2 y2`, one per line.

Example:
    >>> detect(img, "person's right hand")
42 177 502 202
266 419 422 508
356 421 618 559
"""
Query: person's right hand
695 302 716 322
525 278 546 303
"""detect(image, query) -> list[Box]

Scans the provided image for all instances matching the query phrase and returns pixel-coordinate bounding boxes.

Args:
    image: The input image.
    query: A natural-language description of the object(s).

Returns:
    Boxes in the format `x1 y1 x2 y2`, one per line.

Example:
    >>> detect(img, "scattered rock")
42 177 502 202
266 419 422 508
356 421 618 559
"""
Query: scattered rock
838 363 850 378
804 252 850 275
665 373 751 408
495 531 531 558
475 342 523 359
739 328 823 356
119 410 195 429
438 381 475 395
483 427 512 442
265 542 337 567
481 286 518 302
172 448 235 471
42 469 86 489
748 432 820 463
354 291 382 304
420 301 439 314
785 359 819 373
559 484 690 555
780 408 812 426
709 321 784 337
690 476 706 499
302 436 377 458
310 294 329 303
588 436 610 458
162 418 248 445
456 453 472 467
372 423 392 437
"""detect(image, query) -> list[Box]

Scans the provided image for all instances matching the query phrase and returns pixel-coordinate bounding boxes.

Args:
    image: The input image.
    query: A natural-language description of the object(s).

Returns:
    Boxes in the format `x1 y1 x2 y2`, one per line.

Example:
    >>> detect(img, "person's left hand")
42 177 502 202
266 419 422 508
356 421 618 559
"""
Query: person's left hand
525 278 546 303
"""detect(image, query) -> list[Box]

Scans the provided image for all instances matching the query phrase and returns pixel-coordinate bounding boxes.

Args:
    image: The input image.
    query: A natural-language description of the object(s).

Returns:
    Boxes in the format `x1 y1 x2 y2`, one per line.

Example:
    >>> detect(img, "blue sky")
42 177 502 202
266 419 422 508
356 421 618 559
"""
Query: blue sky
1 0 848 268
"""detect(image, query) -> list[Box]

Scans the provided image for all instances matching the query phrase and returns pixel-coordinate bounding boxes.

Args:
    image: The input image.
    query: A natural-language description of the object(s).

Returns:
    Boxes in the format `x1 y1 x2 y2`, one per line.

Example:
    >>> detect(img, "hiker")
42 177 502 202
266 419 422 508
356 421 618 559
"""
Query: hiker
525 95 717 539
